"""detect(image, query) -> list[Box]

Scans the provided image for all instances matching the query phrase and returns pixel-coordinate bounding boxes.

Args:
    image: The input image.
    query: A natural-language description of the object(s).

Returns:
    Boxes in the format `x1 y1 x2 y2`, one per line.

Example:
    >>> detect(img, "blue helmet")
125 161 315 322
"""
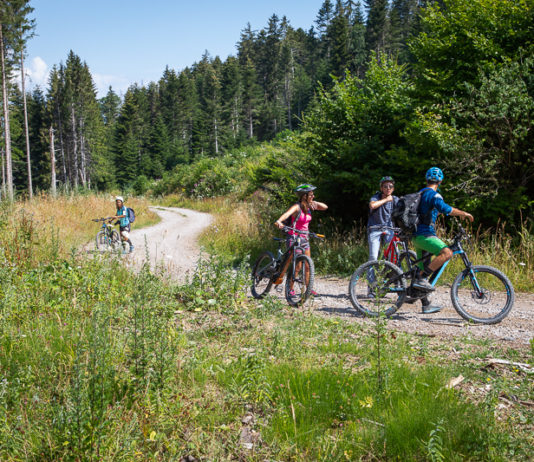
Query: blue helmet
425 167 444 182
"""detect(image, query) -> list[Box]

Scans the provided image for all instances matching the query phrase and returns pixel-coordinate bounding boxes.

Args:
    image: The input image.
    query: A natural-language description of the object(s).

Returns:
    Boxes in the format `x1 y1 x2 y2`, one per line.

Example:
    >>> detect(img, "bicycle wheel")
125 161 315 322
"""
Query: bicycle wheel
251 251 275 299
398 250 417 273
285 254 314 307
110 230 121 250
451 265 515 324
95 231 111 251
349 260 406 317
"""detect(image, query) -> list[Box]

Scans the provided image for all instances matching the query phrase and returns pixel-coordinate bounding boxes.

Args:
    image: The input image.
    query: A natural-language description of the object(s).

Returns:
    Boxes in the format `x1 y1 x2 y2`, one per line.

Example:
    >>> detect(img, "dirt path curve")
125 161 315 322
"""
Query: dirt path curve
126 207 533 347
126 206 213 283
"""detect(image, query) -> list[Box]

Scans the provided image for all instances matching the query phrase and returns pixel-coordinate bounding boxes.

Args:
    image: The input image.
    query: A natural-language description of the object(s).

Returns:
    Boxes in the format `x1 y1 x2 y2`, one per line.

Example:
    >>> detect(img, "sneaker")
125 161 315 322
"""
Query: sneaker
129 246 134 253
310 290 319 296
412 277 435 292
421 302 442 314
288 290 296 297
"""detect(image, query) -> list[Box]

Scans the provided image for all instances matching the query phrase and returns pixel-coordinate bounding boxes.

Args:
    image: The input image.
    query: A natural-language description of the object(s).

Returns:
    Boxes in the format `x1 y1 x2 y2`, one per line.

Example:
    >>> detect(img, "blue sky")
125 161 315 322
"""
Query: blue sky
25 0 328 97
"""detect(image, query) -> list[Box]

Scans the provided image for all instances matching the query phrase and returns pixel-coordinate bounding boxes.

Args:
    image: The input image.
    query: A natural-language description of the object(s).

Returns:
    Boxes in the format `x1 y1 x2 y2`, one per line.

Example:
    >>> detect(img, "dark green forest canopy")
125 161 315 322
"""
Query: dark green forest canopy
1 0 533 228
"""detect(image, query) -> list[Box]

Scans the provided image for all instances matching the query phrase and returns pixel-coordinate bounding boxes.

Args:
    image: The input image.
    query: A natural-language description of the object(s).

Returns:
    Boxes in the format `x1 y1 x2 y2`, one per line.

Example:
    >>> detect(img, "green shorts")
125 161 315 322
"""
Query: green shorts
413 235 449 270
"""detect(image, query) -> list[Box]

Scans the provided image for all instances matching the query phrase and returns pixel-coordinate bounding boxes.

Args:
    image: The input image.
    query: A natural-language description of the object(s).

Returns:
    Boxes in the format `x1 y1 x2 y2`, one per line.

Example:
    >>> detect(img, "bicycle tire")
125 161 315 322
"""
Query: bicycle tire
95 230 110 250
451 265 515 324
251 251 275 299
398 250 417 273
285 254 314 307
348 260 406 317
110 230 121 250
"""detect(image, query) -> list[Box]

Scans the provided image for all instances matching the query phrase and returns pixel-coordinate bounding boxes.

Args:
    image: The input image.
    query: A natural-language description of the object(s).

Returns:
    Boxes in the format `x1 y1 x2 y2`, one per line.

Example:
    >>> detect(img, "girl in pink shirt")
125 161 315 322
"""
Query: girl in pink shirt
275 184 328 296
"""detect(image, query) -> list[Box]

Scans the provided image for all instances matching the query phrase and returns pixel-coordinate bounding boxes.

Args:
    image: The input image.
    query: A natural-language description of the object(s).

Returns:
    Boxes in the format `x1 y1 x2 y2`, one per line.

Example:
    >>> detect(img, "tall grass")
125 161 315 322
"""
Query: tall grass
0 194 531 460
10 192 159 254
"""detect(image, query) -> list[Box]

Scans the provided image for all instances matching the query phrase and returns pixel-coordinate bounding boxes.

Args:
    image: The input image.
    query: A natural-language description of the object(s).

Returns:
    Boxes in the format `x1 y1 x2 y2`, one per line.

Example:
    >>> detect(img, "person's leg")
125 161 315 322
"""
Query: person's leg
367 230 382 290
121 228 134 253
412 236 450 291
368 230 382 262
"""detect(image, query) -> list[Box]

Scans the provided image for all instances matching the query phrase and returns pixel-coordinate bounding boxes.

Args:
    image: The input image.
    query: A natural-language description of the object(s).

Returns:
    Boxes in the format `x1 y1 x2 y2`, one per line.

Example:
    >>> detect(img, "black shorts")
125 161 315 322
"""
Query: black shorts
120 225 131 233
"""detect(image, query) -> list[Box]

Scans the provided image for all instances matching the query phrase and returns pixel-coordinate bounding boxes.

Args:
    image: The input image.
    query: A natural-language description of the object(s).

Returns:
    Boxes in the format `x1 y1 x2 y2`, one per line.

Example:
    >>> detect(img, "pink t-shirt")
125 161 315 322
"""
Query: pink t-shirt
289 209 312 235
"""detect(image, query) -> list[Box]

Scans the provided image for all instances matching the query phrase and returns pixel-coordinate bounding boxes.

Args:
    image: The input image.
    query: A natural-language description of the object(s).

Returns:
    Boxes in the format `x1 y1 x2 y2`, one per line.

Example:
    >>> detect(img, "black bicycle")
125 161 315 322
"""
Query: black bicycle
349 222 515 324
251 227 324 306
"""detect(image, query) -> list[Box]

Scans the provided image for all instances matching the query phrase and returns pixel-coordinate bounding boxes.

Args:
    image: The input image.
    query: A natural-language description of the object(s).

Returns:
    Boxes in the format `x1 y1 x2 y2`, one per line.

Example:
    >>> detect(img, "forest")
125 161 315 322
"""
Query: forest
1 0 533 227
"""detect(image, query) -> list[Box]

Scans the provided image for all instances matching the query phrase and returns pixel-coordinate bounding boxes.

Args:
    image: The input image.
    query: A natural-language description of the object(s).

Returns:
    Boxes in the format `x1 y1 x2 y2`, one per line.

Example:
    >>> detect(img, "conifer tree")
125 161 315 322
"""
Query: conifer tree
365 0 389 56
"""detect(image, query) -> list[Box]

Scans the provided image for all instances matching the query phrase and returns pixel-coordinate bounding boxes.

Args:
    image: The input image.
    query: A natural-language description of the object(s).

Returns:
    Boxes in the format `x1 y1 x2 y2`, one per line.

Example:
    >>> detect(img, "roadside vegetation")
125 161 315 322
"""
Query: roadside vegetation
156 156 534 293
0 195 533 460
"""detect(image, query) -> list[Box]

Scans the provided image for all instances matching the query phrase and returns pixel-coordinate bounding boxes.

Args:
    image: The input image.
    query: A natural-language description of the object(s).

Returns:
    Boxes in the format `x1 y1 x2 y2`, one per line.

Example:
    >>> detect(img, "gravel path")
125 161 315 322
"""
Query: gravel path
126 206 213 283
125 207 533 347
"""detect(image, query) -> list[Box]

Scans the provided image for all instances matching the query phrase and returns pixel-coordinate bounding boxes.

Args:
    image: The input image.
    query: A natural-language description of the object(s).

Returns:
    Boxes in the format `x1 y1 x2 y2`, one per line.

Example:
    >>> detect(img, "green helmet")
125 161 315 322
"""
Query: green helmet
294 184 316 197
379 176 395 186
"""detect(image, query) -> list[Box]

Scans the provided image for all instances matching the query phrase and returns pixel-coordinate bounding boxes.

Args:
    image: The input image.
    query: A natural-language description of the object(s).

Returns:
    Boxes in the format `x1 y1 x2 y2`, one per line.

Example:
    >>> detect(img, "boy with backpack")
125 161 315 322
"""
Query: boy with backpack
112 196 135 254
411 167 473 294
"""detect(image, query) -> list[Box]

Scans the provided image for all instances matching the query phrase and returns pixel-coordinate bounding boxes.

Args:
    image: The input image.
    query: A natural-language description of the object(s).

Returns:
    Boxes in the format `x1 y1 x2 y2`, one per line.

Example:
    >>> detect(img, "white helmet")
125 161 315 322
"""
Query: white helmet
115 196 124 202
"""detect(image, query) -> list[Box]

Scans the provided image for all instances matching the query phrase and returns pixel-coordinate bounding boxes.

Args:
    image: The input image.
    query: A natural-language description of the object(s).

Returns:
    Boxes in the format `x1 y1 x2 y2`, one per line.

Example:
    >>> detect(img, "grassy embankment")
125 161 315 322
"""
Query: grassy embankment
0 193 532 460
159 194 534 293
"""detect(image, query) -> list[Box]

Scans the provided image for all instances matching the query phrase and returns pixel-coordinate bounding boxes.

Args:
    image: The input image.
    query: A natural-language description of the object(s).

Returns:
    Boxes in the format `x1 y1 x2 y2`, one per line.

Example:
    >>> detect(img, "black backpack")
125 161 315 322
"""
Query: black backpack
392 188 436 235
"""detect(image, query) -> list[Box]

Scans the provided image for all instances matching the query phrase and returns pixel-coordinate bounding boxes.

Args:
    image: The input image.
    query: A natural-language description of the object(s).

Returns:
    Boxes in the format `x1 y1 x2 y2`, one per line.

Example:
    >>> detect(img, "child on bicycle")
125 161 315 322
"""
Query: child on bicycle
111 196 134 254
275 184 328 296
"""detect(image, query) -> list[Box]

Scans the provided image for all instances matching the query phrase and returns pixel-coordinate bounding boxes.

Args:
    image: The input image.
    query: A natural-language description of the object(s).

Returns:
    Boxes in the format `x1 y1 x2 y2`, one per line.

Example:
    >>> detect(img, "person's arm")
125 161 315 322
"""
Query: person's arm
449 208 474 222
369 195 393 210
433 195 474 222
310 201 328 211
275 204 300 229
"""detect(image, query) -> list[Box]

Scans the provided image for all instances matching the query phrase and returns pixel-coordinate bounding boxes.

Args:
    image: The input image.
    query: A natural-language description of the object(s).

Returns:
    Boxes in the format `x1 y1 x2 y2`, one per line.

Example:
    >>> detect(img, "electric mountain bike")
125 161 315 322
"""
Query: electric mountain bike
251 226 324 306
349 222 515 324
93 217 120 251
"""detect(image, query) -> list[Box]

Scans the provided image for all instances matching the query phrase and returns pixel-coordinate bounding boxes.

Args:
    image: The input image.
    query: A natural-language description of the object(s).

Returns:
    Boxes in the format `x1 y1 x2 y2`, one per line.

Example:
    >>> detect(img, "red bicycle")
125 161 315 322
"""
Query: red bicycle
381 227 417 271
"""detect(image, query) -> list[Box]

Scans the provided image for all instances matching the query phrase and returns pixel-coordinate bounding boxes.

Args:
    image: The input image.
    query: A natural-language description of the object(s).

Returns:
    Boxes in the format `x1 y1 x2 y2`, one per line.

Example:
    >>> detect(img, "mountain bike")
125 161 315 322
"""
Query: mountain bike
349 222 515 324
93 217 120 251
251 227 324 306
370 225 416 271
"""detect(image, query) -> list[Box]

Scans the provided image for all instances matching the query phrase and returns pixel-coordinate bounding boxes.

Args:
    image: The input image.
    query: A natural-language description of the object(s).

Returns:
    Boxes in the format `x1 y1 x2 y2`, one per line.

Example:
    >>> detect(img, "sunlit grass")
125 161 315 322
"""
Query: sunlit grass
12 192 159 253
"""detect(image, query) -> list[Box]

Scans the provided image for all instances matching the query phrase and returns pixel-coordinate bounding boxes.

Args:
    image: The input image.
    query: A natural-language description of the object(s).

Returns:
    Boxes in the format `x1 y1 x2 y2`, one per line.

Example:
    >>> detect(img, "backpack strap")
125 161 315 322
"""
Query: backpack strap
291 202 303 227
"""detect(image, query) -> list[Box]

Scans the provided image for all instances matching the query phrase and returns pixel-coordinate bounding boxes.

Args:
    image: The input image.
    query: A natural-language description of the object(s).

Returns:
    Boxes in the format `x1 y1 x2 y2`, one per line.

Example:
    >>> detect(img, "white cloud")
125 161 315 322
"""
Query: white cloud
25 56 49 88
92 73 130 97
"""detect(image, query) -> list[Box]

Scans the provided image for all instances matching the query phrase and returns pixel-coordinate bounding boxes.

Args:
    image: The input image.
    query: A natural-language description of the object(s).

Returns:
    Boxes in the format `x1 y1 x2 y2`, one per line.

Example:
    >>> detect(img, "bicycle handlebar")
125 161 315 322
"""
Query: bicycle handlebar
282 226 325 239
368 225 402 232
92 217 114 222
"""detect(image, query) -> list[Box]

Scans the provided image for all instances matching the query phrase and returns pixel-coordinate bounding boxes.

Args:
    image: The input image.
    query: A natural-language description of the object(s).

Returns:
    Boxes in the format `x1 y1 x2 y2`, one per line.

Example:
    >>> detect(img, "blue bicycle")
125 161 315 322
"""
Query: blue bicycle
348 222 515 324
93 217 120 251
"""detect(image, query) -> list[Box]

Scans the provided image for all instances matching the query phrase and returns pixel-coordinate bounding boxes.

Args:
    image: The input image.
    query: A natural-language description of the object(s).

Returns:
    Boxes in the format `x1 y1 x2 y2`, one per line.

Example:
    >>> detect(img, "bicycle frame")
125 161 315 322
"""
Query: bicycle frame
383 232 402 264
390 230 485 297
272 233 308 284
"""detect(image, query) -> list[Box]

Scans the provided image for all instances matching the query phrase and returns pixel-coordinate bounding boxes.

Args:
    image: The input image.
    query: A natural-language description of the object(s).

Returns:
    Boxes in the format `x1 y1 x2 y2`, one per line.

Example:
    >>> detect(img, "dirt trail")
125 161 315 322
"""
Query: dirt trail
126 206 213 283
125 207 533 347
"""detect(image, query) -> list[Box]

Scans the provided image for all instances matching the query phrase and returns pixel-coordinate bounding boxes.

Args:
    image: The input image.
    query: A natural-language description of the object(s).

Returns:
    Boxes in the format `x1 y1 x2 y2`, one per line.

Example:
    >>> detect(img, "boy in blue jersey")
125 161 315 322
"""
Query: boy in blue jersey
412 168 473 296
112 196 134 253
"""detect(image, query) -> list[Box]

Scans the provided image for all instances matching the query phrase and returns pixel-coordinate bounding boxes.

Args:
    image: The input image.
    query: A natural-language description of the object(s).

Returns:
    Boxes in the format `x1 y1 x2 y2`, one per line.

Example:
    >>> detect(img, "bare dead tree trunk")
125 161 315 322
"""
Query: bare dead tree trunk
55 104 68 185
50 126 56 197
248 107 253 139
70 104 79 188
214 116 219 154
0 23 13 201
79 117 86 187
20 48 32 198
1 146 5 200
